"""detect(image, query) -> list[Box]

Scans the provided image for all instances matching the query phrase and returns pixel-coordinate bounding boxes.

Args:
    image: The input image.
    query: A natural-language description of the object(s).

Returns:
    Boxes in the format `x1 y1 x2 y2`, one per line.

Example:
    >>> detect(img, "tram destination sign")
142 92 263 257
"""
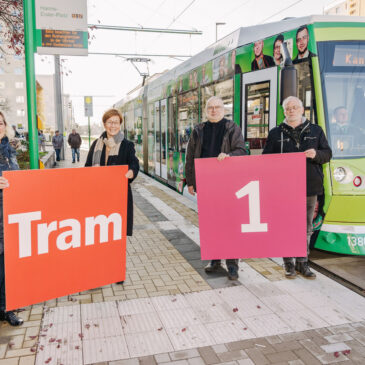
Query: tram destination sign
35 0 88 56
333 45 365 67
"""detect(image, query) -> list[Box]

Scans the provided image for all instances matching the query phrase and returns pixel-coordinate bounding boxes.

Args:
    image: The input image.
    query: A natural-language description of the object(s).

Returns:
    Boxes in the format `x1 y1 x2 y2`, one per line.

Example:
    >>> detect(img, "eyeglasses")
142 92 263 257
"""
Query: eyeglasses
207 106 223 111
105 121 120 126
285 105 301 112
296 35 308 42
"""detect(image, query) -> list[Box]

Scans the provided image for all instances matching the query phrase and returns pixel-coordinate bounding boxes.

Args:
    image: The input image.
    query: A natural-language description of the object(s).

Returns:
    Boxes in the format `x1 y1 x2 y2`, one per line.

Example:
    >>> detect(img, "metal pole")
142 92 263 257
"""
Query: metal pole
23 0 39 169
89 52 191 58
88 116 91 148
54 55 65 159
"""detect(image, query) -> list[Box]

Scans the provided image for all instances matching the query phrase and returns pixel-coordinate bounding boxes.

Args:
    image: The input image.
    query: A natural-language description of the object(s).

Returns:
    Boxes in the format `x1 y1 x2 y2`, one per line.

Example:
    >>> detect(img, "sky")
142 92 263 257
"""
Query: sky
35 0 335 126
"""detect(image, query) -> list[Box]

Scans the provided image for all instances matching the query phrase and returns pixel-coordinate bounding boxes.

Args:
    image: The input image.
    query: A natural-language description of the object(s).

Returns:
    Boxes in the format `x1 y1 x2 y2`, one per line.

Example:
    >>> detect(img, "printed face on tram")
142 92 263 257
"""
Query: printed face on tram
254 40 264 58
284 99 304 123
206 99 225 122
104 115 121 137
273 40 283 65
296 28 309 55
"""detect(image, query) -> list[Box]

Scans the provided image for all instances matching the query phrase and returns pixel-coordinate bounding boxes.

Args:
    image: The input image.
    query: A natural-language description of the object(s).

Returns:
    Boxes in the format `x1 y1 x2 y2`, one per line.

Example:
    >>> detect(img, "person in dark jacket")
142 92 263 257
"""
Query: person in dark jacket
185 96 247 280
263 96 332 279
52 130 63 162
68 129 82 163
85 109 139 284
0 112 24 326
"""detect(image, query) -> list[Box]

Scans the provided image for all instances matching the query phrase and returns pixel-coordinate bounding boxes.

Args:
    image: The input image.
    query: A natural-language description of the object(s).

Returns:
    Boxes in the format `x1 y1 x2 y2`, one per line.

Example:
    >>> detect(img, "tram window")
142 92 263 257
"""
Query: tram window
245 81 270 151
201 79 233 121
161 99 167 166
177 90 199 152
125 105 134 141
134 107 143 167
295 61 314 123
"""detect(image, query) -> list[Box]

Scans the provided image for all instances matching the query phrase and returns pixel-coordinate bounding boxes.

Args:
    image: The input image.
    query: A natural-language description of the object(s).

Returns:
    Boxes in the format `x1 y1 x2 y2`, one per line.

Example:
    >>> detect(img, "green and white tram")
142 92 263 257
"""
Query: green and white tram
115 15 365 256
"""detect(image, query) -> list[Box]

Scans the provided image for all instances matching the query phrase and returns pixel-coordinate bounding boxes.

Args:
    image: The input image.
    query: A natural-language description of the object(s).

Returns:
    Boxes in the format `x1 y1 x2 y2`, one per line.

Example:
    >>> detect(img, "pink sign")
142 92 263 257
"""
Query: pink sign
195 153 307 259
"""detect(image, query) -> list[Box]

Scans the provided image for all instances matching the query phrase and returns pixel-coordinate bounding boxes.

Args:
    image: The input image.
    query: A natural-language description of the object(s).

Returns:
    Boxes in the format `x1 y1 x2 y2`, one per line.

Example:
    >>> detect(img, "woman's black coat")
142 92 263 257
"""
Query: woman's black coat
85 135 139 236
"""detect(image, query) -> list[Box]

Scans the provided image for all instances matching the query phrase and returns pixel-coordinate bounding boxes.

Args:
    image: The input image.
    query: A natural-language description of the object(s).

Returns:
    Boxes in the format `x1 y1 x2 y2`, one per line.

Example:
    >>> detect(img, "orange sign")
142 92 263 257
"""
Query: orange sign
3 166 128 311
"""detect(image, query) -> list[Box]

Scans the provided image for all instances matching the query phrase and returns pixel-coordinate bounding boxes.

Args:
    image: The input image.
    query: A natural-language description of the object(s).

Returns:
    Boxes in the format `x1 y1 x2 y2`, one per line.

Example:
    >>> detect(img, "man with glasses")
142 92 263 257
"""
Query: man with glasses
185 96 246 280
263 96 332 279
293 25 316 63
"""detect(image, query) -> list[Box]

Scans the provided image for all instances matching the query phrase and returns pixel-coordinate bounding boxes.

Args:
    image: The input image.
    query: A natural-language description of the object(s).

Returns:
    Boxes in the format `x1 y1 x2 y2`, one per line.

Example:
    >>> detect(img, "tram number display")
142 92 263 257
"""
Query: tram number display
195 153 307 259
348 235 365 247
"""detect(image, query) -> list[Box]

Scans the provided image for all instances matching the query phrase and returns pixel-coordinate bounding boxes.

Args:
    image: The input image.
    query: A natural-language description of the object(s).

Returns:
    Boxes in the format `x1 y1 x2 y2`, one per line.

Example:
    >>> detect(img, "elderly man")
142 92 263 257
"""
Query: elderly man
263 96 332 279
68 128 82 163
185 96 246 280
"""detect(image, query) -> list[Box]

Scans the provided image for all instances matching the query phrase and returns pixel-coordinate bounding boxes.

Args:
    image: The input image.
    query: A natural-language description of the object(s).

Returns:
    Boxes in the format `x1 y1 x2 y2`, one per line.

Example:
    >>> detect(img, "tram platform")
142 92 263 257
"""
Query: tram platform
1 149 365 365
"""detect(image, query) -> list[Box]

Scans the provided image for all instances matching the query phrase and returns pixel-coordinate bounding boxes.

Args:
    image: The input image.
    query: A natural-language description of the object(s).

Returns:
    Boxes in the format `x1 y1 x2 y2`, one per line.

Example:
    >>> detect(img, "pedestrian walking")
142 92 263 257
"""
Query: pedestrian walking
52 130 63 162
0 112 24 326
68 129 82 163
185 96 247 280
38 130 46 152
263 96 332 279
85 109 139 285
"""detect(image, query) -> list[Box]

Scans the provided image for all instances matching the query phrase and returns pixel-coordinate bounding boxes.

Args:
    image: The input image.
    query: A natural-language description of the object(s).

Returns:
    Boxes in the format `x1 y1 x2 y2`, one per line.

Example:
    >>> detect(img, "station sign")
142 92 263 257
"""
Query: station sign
195 153 307 259
3 166 128 310
35 0 88 56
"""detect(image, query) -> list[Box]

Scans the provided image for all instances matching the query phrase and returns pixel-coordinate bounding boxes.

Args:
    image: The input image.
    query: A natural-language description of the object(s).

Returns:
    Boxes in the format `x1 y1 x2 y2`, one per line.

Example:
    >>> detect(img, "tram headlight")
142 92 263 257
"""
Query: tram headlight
333 167 347 182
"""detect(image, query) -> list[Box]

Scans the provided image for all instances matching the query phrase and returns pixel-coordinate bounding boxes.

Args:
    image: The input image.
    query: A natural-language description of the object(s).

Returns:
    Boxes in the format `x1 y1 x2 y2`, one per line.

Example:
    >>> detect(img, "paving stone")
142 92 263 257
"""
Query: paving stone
198 347 220 365
19 356 35 365
169 350 200 361
245 348 269 365
109 359 139 365
294 348 322 365
212 344 228 354
154 353 171 363
187 358 205 365
265 350 298 363
272 341 302 352
0 358 18 365
139 355 157 365
217 350 248 362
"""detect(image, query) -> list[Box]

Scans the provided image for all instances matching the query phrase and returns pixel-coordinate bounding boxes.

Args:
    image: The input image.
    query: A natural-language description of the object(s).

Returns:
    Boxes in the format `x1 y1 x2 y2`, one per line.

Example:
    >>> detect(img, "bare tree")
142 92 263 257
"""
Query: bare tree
0 0 24 56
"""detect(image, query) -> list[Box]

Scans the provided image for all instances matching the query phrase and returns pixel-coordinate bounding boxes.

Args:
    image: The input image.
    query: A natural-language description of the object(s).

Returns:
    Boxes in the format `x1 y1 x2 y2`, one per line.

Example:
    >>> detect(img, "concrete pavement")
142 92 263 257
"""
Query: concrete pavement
1 147 365 365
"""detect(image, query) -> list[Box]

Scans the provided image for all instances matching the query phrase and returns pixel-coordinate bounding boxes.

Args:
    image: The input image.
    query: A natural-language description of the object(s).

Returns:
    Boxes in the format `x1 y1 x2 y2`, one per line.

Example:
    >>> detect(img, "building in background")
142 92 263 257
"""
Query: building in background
324 0 365 16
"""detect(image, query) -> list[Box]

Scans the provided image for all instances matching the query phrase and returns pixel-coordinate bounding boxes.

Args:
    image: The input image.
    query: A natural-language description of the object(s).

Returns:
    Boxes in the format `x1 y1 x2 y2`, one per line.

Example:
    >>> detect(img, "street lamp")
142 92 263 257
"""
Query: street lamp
215 22 226 42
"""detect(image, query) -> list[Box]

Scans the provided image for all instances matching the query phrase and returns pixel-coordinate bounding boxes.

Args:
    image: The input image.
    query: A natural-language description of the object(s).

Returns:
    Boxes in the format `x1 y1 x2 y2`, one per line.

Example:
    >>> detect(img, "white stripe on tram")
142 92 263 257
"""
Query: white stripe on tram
321 224 365 234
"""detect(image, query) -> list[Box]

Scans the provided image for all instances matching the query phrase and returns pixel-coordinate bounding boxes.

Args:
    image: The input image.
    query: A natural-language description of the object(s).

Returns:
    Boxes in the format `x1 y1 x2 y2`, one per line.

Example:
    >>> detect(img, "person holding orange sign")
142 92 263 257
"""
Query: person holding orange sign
0 112 24 326
85 109 139 284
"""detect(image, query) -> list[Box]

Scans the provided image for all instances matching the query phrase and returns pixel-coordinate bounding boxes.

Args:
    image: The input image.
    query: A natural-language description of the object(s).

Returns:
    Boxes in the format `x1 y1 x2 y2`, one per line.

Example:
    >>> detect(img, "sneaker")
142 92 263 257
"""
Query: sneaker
116 281 124 285
72 161 75 163
227 267 238 280
284 262 297 279
295 262 316 279
0 311 24 326
204 261 221 273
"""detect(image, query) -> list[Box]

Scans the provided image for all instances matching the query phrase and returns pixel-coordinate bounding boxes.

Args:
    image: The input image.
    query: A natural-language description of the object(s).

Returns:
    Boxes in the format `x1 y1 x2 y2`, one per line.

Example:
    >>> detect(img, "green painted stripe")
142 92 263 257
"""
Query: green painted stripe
315 230 365 255
234 73 241 126
314 27 365 41
314 22 365 29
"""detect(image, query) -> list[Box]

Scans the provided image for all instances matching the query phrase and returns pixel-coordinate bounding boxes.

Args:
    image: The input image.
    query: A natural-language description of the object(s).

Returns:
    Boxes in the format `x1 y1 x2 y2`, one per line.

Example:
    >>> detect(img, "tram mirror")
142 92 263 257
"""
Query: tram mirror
280 43 297 104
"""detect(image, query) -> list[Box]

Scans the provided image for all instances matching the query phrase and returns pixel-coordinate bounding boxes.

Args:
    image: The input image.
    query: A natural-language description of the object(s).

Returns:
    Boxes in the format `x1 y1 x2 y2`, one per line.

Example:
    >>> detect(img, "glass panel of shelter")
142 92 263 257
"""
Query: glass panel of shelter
147 103 155 175
167 96 177 188
154 101 161 177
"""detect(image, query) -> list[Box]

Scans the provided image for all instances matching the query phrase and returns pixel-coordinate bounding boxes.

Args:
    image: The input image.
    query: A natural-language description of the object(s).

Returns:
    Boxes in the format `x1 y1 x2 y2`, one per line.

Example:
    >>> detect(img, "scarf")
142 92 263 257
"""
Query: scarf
92 131 124 166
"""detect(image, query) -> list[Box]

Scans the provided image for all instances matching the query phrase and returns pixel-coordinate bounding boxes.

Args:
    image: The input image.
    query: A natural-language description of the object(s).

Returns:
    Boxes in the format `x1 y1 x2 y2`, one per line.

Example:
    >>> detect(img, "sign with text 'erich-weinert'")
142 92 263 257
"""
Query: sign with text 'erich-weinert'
195 153 307 259
3 166 127 311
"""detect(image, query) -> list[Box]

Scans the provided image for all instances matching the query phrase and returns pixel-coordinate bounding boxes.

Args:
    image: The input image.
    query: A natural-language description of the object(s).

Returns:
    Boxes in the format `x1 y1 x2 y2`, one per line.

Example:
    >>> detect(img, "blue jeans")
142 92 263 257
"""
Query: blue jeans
72 148 80 162
55 148 61 161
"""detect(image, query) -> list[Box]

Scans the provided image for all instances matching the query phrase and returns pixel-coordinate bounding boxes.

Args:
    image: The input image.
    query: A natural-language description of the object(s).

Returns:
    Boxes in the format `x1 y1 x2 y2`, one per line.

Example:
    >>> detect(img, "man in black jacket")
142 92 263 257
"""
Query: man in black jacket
68 129 82 163
185 96 246 280
263 96 332 279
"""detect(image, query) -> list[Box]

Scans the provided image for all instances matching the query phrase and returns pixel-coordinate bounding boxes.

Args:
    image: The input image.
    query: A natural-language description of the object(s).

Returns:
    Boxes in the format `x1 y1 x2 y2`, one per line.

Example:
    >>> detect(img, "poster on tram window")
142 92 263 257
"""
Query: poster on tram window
195 153 307 259
3 166 128 311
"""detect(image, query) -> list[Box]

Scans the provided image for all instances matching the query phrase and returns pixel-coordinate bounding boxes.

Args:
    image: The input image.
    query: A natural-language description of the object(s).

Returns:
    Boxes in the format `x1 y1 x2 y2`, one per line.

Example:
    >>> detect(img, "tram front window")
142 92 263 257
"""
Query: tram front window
319 41 365 158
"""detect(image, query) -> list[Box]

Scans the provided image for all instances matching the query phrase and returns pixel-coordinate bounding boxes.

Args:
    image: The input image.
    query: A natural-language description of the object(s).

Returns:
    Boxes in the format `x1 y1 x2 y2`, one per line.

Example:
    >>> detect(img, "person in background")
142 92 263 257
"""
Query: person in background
11 125 20 138
38 130 46 152
263 96 332 279
68 128 82 163
85 109 139 285
185 96 247 280
0 112 24 326
52 130 63 162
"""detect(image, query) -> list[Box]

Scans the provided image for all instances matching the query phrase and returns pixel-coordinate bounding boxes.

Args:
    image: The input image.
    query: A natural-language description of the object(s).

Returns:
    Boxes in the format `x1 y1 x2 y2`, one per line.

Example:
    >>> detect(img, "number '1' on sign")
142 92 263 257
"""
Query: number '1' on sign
236 181 268 233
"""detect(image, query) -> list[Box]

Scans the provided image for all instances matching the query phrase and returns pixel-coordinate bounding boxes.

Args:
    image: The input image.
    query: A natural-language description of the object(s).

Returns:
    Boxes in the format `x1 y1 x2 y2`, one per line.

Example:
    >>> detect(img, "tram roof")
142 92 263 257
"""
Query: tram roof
116 14 365 107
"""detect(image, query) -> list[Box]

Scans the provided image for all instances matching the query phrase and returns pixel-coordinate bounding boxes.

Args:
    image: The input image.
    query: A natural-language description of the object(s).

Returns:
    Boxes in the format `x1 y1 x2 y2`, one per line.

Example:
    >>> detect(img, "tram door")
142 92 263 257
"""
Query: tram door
154 99 168 180
242 68 278 155
154 101 161 177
